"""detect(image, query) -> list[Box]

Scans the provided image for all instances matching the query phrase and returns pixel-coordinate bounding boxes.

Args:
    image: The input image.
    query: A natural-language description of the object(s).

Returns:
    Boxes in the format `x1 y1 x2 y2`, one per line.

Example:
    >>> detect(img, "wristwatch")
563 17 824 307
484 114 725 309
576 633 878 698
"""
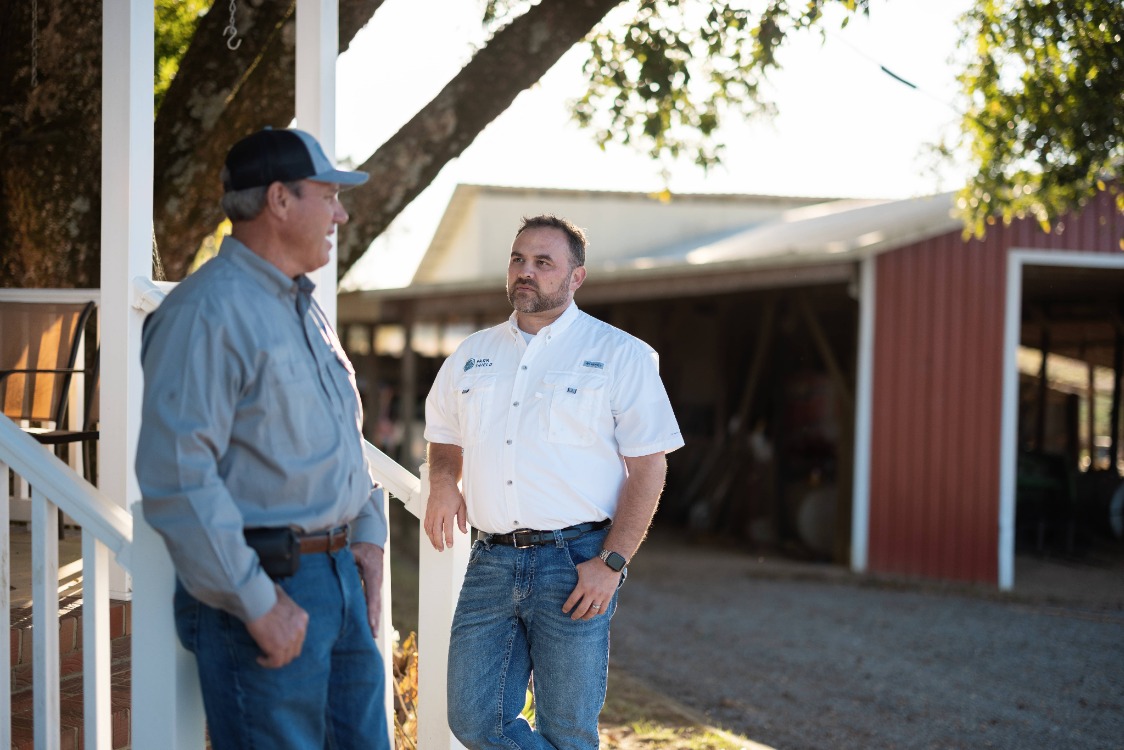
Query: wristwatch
599 549 627 572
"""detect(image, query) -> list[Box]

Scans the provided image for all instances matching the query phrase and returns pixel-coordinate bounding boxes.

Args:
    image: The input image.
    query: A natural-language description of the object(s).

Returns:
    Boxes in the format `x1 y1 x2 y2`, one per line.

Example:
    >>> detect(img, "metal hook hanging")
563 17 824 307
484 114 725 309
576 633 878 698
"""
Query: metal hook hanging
224 27 242 51
224 0 242 51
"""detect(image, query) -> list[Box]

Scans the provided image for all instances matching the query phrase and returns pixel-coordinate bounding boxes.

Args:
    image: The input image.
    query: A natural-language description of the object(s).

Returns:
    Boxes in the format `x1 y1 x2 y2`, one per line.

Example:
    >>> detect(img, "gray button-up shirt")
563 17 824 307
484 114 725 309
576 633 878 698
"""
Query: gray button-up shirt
137 237 386 622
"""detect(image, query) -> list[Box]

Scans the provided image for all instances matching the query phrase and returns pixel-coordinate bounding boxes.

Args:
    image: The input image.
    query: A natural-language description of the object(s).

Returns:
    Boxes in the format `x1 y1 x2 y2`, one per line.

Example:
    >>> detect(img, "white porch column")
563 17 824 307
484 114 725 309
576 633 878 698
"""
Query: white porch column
297 4 395 743
416 466 470 750
103 0 205 745
295 0 340 326
850 256 875 573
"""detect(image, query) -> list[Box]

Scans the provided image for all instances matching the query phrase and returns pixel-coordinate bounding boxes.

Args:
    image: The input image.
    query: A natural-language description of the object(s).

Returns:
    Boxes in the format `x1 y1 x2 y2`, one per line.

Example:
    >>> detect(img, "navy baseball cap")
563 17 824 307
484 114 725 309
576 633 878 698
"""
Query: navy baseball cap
222 127 369 192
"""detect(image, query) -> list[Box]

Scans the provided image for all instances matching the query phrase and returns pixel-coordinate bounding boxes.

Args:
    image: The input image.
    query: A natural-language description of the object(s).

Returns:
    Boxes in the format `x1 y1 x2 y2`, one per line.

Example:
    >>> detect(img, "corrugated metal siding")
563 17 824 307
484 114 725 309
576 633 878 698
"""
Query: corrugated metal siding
868 191 1123 583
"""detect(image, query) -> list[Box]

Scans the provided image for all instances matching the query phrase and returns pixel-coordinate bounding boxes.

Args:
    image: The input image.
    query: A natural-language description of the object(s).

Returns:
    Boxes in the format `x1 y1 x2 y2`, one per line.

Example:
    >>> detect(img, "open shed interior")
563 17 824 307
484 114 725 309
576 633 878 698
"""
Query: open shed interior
1016 263 1124 560
342 278 859 565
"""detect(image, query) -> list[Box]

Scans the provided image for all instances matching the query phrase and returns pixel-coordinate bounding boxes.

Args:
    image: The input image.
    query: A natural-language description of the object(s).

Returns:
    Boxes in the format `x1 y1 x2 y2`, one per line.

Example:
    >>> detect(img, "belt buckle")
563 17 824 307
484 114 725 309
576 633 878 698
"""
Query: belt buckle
511 530 536 549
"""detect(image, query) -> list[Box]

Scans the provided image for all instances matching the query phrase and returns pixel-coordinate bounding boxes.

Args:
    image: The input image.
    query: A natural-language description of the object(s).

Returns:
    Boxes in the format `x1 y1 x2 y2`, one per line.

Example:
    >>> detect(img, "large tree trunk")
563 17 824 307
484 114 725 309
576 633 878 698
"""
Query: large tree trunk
0 0 622 288
0 0 103 288
154 0 386 280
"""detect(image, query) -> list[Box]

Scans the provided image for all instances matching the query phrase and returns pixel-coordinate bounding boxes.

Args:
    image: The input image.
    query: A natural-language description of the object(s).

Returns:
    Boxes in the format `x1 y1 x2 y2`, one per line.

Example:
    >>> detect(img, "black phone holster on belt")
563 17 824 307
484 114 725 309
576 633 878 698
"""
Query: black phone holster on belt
244 527 301 580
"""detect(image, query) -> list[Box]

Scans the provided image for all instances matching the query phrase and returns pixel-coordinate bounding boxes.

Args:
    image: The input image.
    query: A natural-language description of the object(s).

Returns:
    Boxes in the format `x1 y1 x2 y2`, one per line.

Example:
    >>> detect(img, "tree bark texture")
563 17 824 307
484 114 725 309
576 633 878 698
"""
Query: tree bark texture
154 0 386 280
0 0 103 288
1 0 622 288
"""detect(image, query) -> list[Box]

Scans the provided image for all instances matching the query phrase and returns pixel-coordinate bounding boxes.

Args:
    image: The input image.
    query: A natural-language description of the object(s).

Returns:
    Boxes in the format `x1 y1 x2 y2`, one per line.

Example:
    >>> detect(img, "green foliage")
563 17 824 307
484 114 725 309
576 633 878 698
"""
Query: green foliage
483 0 532 28
954 0 1124 236
571 1 868 170
155 0 209 112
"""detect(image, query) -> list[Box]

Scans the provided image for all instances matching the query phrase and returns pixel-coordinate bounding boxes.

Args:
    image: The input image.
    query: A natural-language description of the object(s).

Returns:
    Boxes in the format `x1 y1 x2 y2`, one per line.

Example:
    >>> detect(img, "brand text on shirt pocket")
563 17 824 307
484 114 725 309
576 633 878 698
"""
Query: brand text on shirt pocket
455 373 497 445
543 370 606 446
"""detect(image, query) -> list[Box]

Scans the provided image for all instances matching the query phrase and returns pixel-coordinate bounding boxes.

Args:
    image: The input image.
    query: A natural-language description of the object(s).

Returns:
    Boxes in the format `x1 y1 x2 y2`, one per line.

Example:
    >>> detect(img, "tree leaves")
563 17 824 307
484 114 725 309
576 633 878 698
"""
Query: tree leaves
572 1 867 170
954 0 1124 236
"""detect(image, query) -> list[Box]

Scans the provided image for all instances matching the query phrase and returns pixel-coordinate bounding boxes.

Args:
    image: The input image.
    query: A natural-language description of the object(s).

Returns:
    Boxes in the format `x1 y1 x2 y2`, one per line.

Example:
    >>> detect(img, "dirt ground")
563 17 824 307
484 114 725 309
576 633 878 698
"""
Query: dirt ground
608 529 1124 750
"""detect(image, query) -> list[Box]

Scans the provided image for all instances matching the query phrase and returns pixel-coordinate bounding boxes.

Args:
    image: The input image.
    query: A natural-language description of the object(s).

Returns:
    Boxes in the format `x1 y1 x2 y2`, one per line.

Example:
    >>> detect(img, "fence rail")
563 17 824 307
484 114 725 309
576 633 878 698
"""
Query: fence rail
1 417 132 750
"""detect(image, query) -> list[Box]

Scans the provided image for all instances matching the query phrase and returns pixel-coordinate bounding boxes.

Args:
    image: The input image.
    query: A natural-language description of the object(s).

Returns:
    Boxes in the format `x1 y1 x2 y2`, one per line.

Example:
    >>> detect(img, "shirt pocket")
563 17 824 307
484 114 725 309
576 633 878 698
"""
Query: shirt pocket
455 373 497 446
257 349 333 452
543 371 606 447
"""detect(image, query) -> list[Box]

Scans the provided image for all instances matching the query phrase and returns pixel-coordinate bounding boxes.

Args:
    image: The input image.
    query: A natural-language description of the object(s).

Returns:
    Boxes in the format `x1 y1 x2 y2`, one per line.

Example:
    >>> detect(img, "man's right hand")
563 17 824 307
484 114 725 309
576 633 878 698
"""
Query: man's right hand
423 483 468 551
245 585 309 668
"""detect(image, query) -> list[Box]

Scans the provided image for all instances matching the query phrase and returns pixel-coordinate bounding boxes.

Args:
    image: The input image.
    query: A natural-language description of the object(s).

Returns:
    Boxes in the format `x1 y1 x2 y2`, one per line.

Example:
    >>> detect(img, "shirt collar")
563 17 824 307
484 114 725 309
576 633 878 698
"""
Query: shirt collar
507 301 581 340
219 235 314 298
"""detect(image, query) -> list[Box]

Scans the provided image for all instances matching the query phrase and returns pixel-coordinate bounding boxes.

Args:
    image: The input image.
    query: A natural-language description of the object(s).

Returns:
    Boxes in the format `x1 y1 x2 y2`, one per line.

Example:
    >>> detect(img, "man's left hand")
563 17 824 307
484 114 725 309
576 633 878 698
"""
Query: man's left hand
563 558 621 620
352 542 384 638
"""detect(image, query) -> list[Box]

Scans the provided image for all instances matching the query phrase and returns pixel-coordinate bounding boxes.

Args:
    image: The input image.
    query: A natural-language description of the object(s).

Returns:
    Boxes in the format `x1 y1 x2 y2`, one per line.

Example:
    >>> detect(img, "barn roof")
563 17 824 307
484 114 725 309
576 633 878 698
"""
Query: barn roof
410 184 958 285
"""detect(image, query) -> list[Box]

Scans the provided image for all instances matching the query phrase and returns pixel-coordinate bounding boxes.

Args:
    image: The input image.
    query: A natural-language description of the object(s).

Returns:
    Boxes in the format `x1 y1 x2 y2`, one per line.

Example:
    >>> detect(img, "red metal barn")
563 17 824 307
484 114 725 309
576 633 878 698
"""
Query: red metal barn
339 185 1124 591
860 189 1124 587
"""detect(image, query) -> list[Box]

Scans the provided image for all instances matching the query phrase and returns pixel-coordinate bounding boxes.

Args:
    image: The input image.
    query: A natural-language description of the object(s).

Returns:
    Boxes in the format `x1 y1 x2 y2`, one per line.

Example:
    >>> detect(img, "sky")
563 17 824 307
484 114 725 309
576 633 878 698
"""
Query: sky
335 0 976 290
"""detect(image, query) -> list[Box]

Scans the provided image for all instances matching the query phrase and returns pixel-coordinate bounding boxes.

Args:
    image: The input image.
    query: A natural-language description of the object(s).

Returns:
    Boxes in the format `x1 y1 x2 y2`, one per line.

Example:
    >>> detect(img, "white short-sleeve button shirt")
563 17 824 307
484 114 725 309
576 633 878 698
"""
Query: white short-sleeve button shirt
424 303 684 534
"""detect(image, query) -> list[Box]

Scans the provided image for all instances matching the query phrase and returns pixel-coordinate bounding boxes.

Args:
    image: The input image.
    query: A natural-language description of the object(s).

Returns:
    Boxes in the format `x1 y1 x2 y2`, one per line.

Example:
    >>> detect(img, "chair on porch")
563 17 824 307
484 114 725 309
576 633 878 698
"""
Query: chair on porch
1 300 99 534
32 346 100 485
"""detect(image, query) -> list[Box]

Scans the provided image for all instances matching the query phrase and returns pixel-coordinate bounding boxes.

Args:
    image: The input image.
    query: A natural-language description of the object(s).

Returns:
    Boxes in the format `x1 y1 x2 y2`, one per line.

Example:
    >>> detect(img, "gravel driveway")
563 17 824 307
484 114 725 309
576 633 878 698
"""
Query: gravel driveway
609 532 1124 750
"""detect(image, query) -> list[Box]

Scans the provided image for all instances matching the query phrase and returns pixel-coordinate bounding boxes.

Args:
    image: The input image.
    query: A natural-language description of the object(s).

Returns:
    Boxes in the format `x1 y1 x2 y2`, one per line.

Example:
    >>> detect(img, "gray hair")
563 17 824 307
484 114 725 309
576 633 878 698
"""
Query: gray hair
219 167 303 221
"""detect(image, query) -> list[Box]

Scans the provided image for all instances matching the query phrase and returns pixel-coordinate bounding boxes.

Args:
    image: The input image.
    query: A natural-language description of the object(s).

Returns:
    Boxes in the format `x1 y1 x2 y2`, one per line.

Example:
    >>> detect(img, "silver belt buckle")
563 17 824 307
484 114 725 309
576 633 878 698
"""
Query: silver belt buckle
512 530 535 549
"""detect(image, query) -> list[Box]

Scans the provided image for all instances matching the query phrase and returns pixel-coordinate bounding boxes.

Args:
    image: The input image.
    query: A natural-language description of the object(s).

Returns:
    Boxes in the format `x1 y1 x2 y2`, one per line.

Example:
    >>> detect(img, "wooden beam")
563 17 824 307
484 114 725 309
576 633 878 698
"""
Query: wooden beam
795 292 853 418
682 296 777 514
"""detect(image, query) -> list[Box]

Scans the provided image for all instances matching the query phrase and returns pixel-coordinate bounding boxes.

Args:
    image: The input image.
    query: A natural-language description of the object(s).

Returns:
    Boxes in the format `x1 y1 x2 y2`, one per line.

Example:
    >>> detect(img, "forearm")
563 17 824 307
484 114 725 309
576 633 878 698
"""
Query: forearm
352 540 385 638
423 442 469 549
427 442 463 489
603 452 667 562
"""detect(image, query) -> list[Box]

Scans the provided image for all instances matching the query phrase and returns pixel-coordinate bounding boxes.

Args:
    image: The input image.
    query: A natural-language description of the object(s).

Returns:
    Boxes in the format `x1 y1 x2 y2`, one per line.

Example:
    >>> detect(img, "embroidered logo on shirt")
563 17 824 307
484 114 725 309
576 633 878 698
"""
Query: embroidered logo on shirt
464 357 494 372
582 360 605 369
567 387 578 394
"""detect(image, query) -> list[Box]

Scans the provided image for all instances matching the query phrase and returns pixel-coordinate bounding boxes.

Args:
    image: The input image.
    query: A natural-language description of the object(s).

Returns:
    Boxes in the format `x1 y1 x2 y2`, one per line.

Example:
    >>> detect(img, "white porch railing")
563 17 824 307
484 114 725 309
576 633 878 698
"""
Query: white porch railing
3 291 469 749
1 418 132 750
364 447 470 750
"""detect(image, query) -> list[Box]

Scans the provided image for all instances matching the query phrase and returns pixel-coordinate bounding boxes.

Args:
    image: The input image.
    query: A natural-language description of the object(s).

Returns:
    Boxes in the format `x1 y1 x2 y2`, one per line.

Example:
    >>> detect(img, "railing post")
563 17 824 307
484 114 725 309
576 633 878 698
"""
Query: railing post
415 465 470 750
82 530 112 750
132 521 207 747
1 461 9 749
31 488 60 749
375 486 396 747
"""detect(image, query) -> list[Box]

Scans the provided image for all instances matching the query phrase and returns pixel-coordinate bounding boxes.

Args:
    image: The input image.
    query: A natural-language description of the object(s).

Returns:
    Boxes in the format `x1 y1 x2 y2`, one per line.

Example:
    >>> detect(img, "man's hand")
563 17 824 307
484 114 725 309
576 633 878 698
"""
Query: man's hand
424 483 468 551
562 557 621 621
245 585 309 668
352 541 384 639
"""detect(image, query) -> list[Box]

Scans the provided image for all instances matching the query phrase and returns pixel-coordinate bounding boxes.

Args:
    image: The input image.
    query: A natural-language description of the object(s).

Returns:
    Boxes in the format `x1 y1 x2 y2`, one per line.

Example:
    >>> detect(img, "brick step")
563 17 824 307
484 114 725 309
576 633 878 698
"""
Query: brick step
9 600 132 750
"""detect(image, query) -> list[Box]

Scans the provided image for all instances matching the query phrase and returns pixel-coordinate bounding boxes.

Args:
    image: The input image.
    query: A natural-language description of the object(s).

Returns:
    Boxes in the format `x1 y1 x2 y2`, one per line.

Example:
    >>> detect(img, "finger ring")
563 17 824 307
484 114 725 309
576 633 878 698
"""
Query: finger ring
591 603 601 610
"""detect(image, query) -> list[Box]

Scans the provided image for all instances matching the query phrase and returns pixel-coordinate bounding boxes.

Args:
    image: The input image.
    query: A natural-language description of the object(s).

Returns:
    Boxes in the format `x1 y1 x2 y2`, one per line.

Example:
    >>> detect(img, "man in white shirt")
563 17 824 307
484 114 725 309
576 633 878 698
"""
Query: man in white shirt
423 214 683 750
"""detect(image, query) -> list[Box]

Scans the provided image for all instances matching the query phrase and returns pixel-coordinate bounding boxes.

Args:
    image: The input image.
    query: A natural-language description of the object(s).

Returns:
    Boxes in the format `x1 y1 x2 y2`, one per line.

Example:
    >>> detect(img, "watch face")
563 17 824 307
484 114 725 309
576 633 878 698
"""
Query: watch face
601 550 626 571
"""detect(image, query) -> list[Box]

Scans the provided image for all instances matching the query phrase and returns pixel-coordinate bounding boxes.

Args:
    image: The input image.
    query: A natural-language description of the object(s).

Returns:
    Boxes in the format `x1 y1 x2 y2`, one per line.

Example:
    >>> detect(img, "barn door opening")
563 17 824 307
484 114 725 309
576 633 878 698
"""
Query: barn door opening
1000 251 1124 591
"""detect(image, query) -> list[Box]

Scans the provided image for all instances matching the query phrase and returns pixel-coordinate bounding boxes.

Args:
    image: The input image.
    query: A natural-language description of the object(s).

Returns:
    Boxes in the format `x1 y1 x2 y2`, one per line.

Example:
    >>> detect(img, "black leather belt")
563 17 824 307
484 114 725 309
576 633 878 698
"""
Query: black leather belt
478 519 611 548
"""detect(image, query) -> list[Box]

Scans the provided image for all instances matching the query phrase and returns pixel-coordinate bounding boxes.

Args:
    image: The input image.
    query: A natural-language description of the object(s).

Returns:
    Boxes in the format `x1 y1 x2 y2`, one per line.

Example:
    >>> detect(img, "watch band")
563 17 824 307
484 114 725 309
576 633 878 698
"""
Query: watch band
599 549 627 572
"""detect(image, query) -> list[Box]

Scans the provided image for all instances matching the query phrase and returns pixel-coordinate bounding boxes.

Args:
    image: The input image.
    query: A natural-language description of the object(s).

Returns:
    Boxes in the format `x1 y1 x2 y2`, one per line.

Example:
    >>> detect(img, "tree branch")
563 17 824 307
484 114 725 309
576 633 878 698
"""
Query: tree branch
153 0 385 279
337 0 626 279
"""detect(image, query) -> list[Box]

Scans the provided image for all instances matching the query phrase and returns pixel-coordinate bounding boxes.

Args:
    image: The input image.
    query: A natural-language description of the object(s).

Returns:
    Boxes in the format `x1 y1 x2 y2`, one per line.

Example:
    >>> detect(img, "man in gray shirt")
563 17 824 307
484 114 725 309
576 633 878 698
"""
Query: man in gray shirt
137 128 389 749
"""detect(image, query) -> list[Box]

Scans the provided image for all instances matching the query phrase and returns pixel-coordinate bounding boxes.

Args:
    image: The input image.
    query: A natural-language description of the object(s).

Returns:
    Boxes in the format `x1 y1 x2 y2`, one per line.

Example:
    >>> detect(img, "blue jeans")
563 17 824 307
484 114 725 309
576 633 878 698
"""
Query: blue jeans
174 546 388 750
448 527 624 750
